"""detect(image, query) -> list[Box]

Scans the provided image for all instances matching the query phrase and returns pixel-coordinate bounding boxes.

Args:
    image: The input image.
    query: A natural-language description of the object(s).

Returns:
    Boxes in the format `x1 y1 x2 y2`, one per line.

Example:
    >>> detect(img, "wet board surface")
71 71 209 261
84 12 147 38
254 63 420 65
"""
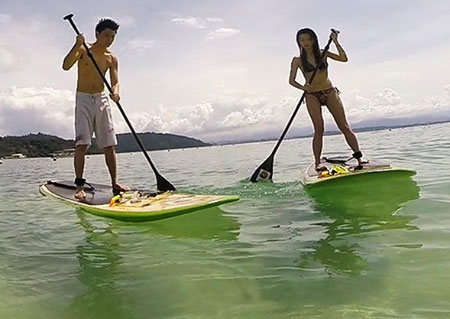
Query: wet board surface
301 158 415 188
40 181 239 222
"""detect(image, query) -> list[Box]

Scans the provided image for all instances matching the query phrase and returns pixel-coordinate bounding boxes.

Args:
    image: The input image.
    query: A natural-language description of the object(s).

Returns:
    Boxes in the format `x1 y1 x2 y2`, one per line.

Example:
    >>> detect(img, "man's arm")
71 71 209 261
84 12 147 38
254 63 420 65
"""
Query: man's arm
109 55 120 102
62 34 85 70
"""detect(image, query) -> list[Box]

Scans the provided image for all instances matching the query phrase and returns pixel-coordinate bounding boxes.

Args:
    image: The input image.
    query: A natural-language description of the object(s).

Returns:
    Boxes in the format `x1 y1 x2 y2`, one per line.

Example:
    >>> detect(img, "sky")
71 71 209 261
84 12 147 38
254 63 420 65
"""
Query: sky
1 0 450 143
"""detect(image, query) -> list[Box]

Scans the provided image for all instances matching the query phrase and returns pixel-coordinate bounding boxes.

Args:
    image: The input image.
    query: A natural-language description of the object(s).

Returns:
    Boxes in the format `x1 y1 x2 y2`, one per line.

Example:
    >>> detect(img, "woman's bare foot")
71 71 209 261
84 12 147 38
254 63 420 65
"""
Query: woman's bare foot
75 186 87 202
352 151 368 165
358 158 369 166
112 182 130 195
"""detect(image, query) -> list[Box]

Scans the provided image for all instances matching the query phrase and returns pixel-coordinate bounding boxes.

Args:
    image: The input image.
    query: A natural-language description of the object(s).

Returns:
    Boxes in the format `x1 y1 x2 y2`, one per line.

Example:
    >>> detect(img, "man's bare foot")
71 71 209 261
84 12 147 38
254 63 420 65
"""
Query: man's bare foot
112 182 130 195
315 163 328 172
75 186 87 202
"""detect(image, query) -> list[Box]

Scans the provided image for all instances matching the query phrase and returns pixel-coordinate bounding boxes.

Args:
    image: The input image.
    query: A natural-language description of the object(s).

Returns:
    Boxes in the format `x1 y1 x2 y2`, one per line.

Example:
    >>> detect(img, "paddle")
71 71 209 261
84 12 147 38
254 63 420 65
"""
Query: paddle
63 14 176 192
249 29 339 182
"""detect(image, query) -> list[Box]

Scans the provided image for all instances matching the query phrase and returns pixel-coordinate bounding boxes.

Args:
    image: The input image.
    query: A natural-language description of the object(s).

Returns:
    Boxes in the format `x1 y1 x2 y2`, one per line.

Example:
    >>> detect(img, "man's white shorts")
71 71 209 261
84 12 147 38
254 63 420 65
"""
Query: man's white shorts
75 92 117 149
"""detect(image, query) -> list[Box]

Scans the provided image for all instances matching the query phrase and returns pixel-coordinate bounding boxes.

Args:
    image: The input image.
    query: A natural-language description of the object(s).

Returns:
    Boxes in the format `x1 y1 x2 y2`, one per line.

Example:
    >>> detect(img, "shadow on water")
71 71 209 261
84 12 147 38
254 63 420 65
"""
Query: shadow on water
300 172 420 276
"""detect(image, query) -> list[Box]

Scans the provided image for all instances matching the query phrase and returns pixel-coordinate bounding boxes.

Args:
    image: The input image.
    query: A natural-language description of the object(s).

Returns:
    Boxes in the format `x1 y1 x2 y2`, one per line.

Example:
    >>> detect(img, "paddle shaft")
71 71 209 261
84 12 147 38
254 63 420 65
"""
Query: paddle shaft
63 14 176 191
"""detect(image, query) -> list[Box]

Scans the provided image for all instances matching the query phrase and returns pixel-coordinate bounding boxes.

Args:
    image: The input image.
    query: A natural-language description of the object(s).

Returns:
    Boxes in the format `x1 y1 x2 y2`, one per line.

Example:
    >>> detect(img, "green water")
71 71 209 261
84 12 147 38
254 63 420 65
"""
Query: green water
1 123 450 318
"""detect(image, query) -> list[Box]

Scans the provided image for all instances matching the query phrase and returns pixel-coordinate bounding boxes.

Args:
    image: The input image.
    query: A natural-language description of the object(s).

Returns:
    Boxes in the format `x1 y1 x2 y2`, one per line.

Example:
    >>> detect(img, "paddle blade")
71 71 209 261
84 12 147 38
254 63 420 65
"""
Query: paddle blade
156 173 176 192
250 155 274 182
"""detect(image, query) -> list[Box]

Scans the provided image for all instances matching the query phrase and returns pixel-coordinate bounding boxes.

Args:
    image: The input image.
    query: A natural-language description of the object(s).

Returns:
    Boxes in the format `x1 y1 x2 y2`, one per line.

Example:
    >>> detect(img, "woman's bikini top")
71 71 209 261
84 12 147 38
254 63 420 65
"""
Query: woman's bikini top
301 51 328 74
302 60 328 74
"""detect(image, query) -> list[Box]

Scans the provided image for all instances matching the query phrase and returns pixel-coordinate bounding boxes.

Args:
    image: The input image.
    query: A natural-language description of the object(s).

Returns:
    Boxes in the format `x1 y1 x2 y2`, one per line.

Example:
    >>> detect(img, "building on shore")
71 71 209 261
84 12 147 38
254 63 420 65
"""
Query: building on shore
4 153 27 159
50 148 76 158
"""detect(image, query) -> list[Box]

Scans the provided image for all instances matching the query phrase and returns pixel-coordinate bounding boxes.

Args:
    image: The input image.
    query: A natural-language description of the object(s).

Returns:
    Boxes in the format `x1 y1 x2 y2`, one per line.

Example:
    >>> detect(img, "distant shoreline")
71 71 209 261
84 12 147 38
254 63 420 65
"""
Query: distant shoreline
0 132 210 158
216 119 450 146
1 120 449 158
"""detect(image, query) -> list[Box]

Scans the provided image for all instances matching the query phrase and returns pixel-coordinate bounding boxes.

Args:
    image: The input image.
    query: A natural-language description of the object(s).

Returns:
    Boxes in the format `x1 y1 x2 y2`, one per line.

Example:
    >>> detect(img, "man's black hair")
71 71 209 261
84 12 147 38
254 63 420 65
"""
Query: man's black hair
96 18 119 33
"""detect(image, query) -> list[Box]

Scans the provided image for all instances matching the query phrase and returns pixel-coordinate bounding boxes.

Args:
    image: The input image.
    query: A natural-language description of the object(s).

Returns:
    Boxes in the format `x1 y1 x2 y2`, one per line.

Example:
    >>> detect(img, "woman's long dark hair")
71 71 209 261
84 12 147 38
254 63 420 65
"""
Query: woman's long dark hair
296 28 327 72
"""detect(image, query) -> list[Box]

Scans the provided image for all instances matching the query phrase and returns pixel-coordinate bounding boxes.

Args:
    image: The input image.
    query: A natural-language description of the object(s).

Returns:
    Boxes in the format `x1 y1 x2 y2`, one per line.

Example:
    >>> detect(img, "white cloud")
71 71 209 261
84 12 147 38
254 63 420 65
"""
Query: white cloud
170 16 241 42
445 85 450 97
114 102 215 135
0 13 64 85
112 93 279 139
127 38 156 53
343 86 450 123
1 2 450 143
207 27 241 40
171 16 226 30
112 85 450 142
2 85 450 143
115 15 136 27
221 108 263 128
428 84 450 111
0 15 27 73
0 87 74 138
172 17 205 29
206 17 223 23
0 13 11 23
373 88 401 106
0 47 21 72
344 88 409 122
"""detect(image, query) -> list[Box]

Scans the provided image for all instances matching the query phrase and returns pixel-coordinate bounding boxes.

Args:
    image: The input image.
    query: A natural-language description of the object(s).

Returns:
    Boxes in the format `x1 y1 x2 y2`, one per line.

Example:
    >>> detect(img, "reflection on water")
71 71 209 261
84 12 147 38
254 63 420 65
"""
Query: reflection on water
300 173 420 276
2 124 450 318
66 207 240 317
67 214 129 319
142 207 240 240
74 206 240 241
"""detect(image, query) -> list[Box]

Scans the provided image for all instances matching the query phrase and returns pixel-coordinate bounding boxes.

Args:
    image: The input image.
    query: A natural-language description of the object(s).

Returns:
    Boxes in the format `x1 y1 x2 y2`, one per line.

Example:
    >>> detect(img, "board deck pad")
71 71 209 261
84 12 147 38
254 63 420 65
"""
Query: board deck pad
301 157 415 187
44 181 124 205
40 181 239 222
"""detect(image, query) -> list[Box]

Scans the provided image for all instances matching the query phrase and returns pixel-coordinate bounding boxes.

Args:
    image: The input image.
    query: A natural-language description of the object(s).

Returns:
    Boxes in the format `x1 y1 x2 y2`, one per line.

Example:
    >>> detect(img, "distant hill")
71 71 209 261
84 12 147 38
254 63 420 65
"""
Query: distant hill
114 132 209 153
0 132 210 158
0 133 75 158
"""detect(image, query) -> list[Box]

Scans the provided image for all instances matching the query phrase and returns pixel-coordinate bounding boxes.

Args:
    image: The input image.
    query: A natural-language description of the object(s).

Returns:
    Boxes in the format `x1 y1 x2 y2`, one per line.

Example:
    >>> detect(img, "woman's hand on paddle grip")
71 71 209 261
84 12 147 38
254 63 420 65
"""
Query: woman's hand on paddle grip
303 83 313 92
330 31 339 43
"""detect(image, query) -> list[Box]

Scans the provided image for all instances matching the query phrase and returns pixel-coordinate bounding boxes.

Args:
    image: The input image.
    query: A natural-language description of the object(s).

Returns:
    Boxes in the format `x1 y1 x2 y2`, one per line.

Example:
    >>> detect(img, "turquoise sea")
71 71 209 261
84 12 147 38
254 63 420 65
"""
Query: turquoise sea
1 123 450 318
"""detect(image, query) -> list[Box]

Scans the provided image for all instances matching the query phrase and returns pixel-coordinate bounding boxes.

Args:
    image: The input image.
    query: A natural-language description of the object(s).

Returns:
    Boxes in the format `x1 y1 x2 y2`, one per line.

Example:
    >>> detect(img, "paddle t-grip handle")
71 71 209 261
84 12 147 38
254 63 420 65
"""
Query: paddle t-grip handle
63 14 82 35
331 28 340 35
63 14 74 21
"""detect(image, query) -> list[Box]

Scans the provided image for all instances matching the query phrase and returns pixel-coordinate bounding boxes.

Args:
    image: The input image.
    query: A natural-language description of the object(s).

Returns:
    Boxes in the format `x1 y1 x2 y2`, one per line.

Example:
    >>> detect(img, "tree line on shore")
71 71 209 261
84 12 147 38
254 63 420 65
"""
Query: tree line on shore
0 132 210 158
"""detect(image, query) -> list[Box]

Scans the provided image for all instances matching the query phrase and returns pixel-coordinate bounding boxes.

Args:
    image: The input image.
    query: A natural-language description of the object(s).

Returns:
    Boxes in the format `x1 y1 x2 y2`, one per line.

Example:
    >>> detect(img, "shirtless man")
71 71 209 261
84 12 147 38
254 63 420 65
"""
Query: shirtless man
62 18 127 200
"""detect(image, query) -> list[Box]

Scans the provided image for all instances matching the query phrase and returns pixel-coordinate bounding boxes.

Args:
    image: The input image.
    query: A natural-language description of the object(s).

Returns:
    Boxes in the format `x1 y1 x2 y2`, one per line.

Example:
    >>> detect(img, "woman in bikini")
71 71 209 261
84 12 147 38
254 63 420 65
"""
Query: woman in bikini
289 28 367 171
